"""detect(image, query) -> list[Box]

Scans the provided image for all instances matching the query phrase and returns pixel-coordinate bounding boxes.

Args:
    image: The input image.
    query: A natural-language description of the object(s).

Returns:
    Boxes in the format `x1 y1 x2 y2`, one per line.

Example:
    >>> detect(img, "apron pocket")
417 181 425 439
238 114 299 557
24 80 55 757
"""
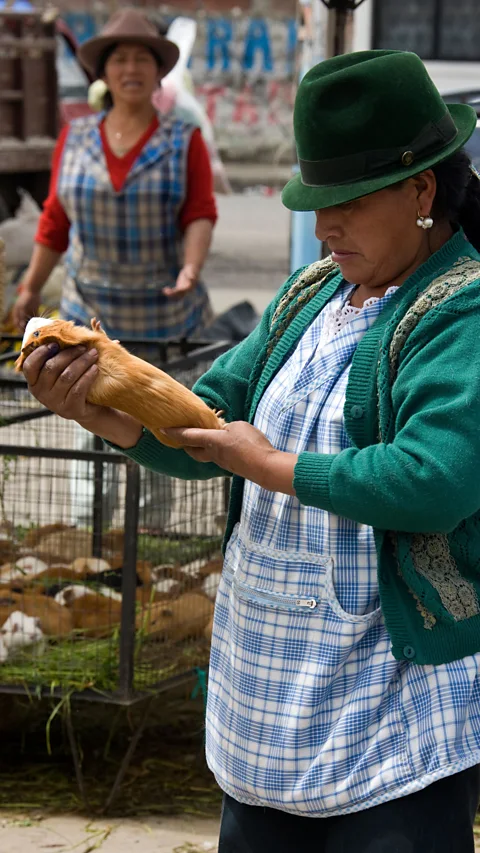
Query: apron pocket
325 557 382 625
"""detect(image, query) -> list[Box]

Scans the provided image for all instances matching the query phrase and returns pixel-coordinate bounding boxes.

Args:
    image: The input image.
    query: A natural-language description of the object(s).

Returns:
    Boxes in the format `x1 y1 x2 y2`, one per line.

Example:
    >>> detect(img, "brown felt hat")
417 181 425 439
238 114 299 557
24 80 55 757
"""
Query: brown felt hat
78 8 180 79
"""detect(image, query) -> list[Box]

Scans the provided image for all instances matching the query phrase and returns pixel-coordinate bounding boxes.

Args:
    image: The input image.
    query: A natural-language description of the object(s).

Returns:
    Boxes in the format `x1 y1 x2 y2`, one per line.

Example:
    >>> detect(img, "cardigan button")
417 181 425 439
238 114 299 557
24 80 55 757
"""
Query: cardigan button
350 405 364 419
403 645 416 660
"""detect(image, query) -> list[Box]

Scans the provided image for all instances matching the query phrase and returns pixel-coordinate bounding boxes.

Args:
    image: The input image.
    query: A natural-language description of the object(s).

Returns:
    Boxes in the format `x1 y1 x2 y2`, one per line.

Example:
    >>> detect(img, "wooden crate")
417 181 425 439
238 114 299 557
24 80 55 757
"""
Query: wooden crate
0 11 57 172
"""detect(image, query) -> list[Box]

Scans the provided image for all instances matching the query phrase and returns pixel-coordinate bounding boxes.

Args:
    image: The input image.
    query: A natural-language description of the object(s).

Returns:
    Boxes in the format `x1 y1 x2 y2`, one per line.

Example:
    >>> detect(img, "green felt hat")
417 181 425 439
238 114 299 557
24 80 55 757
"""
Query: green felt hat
282 50 477 212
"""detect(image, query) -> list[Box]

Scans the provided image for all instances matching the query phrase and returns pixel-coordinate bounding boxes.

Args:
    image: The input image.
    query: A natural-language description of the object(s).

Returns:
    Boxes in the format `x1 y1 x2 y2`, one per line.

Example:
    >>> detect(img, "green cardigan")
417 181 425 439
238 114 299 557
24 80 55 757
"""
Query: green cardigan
117 229 480 666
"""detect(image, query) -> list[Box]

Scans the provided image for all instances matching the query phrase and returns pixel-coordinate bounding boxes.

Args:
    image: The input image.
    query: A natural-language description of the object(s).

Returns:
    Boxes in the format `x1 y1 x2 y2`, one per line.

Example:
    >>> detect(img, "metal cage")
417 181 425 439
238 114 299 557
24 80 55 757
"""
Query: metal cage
0 339 231 706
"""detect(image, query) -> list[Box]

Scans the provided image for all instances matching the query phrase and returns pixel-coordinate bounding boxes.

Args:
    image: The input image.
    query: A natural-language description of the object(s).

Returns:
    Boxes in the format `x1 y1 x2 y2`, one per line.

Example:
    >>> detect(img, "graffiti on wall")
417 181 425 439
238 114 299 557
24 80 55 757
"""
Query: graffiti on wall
63 11 297 160
203 16 297 74
195 79 295 160
63 12 297 72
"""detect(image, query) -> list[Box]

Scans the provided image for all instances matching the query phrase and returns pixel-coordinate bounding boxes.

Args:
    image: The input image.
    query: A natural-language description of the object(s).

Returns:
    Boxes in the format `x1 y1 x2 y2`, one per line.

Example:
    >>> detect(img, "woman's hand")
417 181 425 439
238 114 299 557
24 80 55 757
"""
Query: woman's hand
12 245 62 331
22 343 101 425
162 264 198 299
22 344 147 448
12 290 41 332
165 421 298 495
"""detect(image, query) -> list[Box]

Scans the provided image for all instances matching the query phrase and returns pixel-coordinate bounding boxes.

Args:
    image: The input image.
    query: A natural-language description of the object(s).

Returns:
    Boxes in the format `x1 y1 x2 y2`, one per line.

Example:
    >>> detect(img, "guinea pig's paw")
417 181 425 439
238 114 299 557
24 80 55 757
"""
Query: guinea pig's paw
90 317 106 335
214 409 226 427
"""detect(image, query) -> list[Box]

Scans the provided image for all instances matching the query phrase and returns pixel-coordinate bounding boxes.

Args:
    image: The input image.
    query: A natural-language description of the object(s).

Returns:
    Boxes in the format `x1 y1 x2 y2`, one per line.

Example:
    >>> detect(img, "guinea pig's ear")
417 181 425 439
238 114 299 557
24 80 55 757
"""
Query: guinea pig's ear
15 330 64 372
14 346 35 372
43 322 80 347
14 352 25 372
39 333 64 348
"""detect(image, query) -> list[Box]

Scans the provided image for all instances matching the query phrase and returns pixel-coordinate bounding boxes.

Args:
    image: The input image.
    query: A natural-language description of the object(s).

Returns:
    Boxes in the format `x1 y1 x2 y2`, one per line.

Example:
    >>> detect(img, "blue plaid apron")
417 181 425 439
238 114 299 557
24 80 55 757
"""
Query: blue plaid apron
206 282 480 817
57 114 213 357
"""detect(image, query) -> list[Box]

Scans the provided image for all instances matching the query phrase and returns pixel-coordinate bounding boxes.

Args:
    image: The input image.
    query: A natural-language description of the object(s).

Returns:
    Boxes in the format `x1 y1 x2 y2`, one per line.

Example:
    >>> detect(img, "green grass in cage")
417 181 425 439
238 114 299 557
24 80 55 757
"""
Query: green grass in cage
12 525 222 565
0 632 210 693
0 524 218 693
137 534 223 566
0 637 120 693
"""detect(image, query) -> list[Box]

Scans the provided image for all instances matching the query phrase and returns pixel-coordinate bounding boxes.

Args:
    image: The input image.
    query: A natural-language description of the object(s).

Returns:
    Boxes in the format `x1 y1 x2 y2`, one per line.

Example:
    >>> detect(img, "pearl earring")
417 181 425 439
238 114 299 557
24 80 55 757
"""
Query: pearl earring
416 211 433 229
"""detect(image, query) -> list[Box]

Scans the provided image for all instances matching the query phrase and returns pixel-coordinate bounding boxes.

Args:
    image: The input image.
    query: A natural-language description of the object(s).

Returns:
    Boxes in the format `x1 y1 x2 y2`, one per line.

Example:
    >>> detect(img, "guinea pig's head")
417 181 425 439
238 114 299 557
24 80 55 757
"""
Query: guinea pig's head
15 318 85 372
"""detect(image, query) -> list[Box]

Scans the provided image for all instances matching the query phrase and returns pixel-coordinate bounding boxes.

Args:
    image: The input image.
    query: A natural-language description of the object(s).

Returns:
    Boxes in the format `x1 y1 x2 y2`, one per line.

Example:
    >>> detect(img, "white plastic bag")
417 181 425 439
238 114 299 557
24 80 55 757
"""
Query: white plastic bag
0 190 40 268
154 17 232 194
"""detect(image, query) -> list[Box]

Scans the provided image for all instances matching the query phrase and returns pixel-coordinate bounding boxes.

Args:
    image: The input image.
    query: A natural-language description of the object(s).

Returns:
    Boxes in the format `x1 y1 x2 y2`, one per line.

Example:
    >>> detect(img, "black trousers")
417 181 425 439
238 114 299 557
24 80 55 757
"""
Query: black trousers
218 765 480 853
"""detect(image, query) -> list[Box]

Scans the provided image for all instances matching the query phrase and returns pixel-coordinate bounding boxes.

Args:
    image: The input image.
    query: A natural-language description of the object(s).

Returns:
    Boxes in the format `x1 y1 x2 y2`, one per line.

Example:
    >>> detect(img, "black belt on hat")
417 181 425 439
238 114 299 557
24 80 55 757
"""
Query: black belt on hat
298 112 458 187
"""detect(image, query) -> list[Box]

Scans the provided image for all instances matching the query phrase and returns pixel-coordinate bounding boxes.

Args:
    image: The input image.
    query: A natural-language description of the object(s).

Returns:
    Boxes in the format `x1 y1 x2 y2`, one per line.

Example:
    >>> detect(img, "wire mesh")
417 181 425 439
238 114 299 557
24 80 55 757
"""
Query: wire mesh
0 341 231 699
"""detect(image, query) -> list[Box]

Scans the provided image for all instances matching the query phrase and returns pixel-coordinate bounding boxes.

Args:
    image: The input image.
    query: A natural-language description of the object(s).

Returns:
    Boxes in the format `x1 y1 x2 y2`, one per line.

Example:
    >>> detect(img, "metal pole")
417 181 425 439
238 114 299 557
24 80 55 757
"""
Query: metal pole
0 239 4 335
223 476 230 515
321 0 368 57
118 458 140 700
92 434 104 558
289 2 324 271
333 6 348 55
290 0 368 270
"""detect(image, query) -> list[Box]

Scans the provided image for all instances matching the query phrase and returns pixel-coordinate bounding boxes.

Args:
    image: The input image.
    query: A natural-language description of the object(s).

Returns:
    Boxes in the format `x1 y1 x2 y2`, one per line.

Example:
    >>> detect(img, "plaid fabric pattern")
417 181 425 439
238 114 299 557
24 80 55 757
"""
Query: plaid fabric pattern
57 114 212 346
205 282 480 817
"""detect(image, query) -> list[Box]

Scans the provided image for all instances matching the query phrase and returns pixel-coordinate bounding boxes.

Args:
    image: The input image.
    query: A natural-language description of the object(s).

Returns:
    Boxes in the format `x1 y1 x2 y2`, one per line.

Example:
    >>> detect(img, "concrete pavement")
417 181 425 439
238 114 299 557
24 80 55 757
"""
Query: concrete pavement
0 809 478 852
0 813 220 853
202 192 291 317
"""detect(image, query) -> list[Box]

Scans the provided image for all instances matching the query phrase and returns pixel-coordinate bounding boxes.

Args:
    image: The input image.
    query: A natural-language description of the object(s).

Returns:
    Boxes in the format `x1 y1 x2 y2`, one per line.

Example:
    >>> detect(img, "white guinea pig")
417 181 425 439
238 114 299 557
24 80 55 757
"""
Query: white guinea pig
0 610 45 661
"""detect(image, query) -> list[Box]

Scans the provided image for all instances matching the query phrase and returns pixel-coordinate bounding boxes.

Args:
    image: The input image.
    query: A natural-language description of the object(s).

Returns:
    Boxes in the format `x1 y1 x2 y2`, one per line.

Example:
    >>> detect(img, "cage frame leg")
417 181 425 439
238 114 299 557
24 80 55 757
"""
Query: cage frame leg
101 694 156 814
65 708 90 811
92 434 105 558
118 458 140 700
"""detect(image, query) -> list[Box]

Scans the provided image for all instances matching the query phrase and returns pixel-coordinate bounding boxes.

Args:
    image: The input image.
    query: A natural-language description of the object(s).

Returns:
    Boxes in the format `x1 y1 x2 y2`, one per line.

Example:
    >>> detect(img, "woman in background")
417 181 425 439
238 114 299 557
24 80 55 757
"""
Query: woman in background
14 8 217 529
13 7 217 352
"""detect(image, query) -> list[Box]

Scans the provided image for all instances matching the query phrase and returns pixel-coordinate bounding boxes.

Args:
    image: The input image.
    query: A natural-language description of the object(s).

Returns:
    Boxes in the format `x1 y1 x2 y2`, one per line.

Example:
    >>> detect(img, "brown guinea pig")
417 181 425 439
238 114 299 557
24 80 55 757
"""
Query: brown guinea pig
0 592 73 637
136 593 214 643
61 589 122 639
16 317 225 448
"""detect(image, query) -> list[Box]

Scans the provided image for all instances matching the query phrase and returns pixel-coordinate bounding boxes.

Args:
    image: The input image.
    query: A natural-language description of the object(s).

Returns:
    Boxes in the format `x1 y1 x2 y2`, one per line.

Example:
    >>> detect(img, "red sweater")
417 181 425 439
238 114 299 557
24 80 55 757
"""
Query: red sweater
36 117 217 254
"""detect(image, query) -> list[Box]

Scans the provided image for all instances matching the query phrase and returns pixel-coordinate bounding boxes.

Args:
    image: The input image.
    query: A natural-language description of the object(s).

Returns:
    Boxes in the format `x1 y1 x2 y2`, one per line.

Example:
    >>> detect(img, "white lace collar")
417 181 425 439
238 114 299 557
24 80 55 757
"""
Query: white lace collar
319 285 399 348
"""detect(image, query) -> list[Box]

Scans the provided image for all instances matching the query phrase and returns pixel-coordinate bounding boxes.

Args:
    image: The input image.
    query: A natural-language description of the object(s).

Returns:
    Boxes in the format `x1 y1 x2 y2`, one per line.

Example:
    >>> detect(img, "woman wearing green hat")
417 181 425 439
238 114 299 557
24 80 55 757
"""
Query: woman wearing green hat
20 51 480 851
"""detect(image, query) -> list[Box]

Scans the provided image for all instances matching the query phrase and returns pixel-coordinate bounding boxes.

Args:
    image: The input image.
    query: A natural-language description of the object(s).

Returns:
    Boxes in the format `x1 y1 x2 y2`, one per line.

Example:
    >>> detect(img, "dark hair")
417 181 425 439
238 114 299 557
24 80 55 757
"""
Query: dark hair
154 19 169 37
431 148 480 252
95 42 162 111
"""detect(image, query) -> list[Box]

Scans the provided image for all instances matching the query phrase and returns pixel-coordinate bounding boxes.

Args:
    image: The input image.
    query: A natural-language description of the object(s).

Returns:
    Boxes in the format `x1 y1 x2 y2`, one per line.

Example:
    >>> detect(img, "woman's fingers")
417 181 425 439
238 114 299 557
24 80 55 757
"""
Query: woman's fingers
183 447 210 462
163 426 213 446
23 345 97 392
21 343 59 386
64 363 99 408
53 348 98 394
23 344 81 387
21 344 100 419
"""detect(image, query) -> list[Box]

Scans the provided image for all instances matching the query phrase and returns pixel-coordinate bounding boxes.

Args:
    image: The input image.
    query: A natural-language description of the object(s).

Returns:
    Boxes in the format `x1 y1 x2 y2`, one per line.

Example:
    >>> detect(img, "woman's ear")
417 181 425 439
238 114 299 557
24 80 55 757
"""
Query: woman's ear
412 169 437 216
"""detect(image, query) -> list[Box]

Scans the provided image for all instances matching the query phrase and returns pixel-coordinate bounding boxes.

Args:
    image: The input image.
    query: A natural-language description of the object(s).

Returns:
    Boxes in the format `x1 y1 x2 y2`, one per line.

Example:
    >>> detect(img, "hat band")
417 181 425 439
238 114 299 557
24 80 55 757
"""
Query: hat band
298 113 458 188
